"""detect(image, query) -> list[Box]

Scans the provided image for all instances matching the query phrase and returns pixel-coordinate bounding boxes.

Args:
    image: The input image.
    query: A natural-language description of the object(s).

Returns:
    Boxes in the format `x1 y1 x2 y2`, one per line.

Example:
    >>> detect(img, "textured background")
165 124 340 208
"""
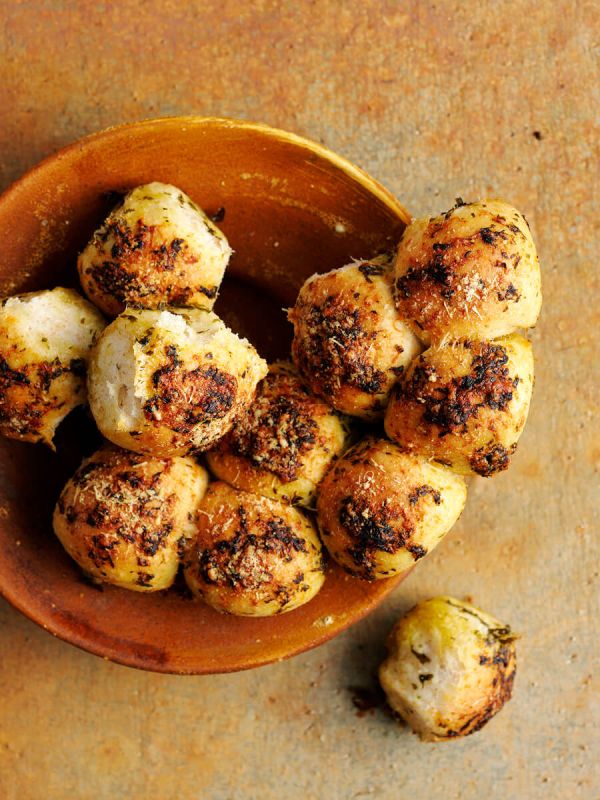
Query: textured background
0 1 598 798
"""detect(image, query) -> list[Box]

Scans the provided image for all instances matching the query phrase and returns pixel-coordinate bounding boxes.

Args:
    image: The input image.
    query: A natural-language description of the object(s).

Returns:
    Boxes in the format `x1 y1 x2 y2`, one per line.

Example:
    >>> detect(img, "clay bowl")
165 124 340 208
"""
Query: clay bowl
0 116 411 673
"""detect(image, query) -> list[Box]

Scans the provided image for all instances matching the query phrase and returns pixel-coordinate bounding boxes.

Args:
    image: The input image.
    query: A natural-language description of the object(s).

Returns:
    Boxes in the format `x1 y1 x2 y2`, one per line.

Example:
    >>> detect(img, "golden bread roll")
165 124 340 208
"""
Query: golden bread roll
384 334 534 476
206 362 351 506
379 596 517 741
87 307 267 457
53 444 209 591
78 182 231 316
394 199 542 343
316 437 466 580
184 481 326 616
289 257 422 419
0 287 104 445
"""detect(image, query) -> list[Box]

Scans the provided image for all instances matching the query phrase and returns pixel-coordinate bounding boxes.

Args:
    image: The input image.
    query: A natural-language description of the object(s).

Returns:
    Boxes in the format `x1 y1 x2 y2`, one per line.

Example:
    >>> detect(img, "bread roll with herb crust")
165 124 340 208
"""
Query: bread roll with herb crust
379 597 517 741
316 437 466 580
78 182 231 316
53 445 209 591
88 307 267 457
394 199 542 344
0 287 104 446
289 256 422 419
184 482 326 616
385 334 534 477
206 362 351 506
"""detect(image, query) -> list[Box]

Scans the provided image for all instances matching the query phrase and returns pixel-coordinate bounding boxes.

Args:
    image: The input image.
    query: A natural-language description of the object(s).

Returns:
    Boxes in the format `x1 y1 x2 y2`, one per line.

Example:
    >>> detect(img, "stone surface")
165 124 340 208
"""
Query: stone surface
0 1 598 798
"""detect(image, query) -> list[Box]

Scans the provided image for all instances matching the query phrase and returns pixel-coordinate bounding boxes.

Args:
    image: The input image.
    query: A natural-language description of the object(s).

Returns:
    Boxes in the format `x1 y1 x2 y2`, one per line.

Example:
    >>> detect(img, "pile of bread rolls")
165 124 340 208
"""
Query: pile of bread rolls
0 187 541 625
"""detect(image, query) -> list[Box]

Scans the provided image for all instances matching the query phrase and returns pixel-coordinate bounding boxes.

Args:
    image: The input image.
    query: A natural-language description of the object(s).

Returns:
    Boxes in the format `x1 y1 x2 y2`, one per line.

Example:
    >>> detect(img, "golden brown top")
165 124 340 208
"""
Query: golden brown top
142 342 238 436
394 199 541 343
399 340 517 437
57 446 188 585
186 482 326 615
221 364 337 483
289 258 422 419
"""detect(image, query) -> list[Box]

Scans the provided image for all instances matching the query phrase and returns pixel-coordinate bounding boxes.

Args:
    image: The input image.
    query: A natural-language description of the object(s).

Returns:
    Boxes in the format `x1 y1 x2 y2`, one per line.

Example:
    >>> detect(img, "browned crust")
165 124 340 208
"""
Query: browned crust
336 493 421 579
198 504 309 594
401 341 517 436
142 344 237 438
292 293 386 397
387 340 520 476
394 202 528 336
318 439 440 580
81 217 219 314
436 599 517 738
56 448 182 588
190 485 325 612
290 262 397 413
216 369 331 483
0 354 86 443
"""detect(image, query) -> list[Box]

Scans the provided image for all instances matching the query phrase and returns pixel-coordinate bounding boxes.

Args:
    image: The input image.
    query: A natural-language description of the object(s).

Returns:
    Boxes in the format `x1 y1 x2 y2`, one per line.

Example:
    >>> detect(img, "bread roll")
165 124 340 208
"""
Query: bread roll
316 437 466 580
385 334 534 476
289 257 422 419
206 362 351 506
394 200 542 343
0 287 104 445
53 444 209 591
184 482 326 616
88 307 267 457
379 596 517 741
78 182 231 316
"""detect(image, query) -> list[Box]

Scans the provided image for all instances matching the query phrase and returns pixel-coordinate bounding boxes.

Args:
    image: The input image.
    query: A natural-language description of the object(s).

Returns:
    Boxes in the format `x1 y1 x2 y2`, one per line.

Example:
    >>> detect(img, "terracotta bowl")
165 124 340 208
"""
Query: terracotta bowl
0 117 411 673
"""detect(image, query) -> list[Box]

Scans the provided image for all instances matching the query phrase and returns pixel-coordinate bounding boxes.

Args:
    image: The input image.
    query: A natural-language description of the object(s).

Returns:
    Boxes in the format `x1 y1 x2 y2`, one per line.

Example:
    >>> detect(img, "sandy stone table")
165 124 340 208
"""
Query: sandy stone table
0 2 597 798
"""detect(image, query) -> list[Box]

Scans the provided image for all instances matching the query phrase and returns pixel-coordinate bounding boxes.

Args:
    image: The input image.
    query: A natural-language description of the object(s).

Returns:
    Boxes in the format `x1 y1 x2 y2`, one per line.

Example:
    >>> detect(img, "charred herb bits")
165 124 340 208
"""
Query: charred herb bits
206 362 351 507
385 334 534 476
78 182 231 316
87 307 267 457
289 257 422 419
393 200 542 344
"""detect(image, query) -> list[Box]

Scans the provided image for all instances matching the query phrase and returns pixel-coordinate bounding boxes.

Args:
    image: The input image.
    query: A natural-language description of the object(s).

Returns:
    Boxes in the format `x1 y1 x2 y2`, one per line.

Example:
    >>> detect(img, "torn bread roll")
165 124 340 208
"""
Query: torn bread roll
0 287 104 446
87 307 267 457
379 596 517 741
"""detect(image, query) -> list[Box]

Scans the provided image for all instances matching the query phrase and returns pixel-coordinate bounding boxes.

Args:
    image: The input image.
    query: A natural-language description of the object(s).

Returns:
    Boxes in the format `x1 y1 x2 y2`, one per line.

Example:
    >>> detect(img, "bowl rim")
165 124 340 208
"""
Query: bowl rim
0 115 411 673
0 115 411 227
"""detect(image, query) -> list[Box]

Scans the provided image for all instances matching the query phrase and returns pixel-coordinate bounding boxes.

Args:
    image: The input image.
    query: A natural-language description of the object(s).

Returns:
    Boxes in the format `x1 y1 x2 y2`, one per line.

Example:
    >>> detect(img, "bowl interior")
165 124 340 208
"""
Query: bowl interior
0 117 410 673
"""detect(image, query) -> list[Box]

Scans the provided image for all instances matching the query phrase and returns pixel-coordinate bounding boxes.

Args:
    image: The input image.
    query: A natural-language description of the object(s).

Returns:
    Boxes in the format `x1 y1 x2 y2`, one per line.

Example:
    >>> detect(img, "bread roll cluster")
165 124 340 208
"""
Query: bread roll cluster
1 185 540 644
289 198 540 579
